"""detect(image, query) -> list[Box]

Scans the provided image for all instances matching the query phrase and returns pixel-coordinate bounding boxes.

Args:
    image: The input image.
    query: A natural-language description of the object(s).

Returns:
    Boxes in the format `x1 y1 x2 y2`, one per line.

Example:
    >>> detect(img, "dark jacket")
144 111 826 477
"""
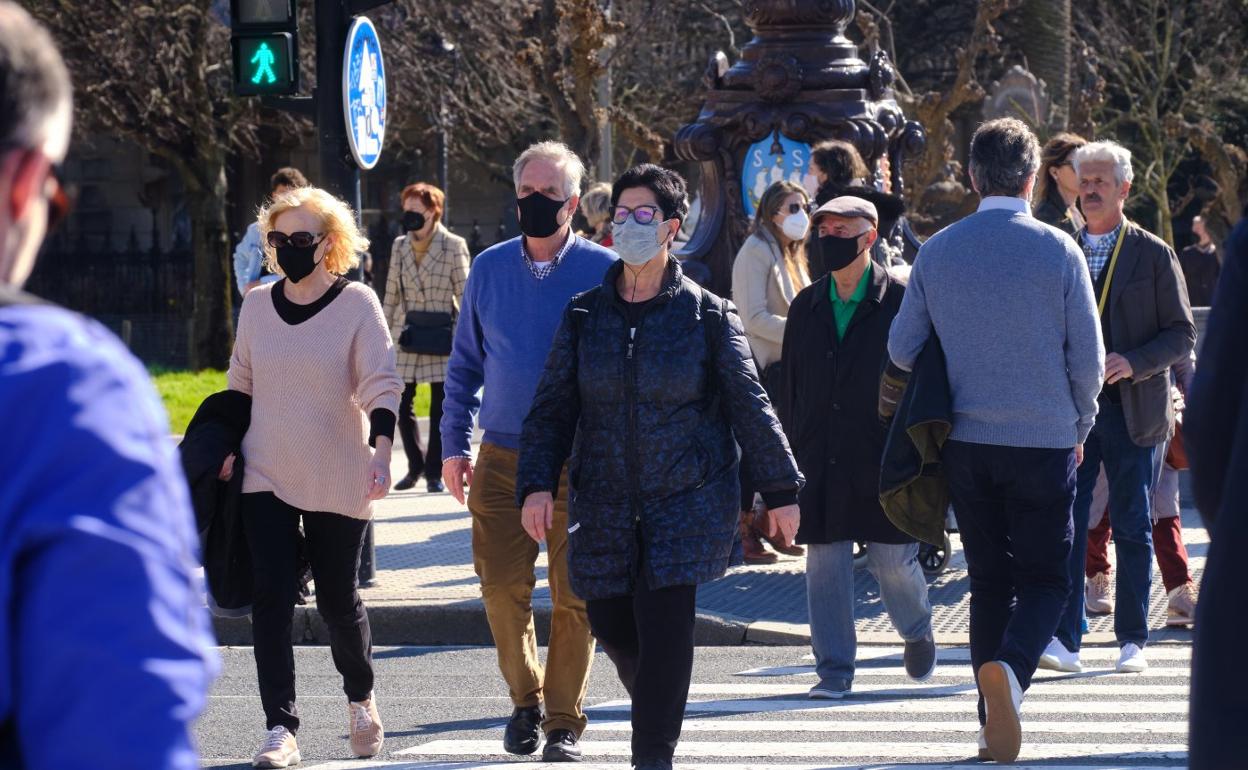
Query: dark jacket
1096 222 1197 447
1188 215 1248 770
179 390 253 616
879 335 952 546
1178 243 1221 307
779 263 912 544
517 258 803 600
1033 195 1081 237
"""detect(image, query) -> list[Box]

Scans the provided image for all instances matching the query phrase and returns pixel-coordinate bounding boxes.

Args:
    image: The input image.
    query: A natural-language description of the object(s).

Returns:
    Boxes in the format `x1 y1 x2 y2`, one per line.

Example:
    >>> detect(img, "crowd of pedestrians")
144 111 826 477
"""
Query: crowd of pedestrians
2 4 1242 769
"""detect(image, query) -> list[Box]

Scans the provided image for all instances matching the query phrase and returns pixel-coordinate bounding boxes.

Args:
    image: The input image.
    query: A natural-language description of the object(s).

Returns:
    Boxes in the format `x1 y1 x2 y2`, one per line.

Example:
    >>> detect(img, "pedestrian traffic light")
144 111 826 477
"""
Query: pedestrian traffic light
231 0 299 96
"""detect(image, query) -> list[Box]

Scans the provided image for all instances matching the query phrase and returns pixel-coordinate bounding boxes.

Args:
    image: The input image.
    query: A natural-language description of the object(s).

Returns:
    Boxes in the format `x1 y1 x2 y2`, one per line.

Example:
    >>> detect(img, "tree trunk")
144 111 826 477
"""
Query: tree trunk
186 149 234 370
1018 0 1071 129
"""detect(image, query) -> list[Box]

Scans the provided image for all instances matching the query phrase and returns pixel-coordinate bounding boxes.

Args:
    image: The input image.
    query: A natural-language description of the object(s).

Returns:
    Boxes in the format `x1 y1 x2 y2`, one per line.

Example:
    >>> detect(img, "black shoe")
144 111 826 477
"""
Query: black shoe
393 474 417 491
541 729 582 762
503 705 543 756
633 759 673 770
904 633 937 682
426 477 446 494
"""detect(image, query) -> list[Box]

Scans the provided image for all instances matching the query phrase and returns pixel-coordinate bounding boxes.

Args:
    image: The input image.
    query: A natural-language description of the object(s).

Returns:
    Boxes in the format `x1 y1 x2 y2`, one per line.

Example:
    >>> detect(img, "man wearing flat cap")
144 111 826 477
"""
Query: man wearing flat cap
777 195 936 700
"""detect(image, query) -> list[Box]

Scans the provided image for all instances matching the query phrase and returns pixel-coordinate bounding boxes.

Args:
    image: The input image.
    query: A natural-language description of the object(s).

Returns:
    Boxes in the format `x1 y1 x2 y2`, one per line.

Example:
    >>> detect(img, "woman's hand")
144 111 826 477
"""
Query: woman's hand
218 453 236 482
522 491 555 543
762 504 801 549
366 438 392 501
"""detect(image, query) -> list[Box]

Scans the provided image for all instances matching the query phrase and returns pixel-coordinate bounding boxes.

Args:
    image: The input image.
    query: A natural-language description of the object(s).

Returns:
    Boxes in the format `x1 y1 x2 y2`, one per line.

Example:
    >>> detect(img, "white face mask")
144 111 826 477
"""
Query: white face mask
781 210 810 241
613 218 671 266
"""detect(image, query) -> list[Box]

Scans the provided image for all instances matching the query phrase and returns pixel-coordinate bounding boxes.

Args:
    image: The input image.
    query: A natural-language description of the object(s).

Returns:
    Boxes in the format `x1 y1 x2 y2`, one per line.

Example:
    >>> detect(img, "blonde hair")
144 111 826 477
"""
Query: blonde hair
580 182 613 226
752 180 810 289
259 186 369 276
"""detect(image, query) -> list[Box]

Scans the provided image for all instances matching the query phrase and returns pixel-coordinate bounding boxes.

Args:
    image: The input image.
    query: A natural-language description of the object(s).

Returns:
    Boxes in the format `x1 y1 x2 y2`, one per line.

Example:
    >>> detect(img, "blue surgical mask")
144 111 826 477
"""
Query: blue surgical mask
612 218 670 266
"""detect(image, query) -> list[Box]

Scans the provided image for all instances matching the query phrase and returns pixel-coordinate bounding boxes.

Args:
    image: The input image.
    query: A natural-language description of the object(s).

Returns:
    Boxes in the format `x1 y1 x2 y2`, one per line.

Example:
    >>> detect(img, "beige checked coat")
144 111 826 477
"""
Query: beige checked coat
381 223 471 383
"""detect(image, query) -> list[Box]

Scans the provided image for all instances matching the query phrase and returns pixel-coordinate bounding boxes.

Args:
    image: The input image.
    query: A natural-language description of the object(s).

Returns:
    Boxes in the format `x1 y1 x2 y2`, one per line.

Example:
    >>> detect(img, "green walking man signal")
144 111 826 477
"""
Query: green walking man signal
250 42 278 84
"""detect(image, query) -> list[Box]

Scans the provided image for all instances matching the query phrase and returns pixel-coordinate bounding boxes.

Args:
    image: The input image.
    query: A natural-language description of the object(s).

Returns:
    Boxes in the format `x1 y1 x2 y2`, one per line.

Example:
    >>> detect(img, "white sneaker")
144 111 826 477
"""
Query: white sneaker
1037 637 1082 673
978 660 1023 764
1086 570 1114 614
1117 642 1148 673
349 693 385 757
977 727 992 760
253 726 301 768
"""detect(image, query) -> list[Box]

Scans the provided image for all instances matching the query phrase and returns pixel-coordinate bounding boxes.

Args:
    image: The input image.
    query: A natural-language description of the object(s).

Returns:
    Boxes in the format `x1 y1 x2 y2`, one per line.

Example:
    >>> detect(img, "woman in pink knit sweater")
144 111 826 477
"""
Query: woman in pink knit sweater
225 186 403 768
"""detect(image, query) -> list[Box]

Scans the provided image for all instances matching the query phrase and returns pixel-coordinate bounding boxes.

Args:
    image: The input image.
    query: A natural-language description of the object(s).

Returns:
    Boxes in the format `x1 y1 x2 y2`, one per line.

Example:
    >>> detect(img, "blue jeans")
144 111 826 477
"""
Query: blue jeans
942 440 1075 722
806 540 932 683
1057 401 1156 652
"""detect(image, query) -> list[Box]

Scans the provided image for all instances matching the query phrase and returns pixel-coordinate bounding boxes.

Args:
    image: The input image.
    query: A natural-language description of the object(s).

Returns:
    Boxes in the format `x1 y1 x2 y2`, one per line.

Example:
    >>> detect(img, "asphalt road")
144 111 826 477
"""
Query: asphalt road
198 644 1189 769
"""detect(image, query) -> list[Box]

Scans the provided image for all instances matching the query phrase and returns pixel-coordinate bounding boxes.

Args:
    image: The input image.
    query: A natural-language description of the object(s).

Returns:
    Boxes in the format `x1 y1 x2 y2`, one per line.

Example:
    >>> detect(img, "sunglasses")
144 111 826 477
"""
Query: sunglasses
785 202 808 215
266 231 326 249
612 205 663 225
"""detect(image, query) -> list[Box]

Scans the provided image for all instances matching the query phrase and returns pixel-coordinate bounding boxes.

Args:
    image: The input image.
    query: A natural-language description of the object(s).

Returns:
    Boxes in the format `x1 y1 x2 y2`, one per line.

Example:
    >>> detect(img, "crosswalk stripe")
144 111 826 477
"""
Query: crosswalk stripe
843 646 1192 662
687 682 1189 696
396 739 1188 760
307 758 1183 763
736 664 1191 679
581 719 1186 735
586 697 1188 714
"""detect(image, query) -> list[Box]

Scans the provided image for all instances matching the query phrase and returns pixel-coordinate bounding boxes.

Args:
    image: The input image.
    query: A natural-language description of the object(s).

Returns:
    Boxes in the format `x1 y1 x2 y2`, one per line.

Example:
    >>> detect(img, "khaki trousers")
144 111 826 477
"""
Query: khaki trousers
469 442 595 735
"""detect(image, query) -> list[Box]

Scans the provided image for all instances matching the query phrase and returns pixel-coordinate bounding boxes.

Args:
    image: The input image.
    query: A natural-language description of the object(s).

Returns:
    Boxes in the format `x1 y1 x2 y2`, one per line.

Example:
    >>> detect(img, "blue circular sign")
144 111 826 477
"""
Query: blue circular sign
741 135 817 220
343 17 386 170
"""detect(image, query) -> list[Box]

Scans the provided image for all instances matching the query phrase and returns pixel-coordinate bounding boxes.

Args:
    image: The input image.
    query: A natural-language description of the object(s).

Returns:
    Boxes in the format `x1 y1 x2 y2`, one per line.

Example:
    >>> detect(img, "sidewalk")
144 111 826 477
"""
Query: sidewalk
212 428 1205 647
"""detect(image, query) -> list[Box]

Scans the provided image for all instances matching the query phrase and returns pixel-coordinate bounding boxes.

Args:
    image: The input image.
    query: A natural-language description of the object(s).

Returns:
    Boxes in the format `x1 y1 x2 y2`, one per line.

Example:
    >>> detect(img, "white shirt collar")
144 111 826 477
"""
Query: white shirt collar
977 196 1031 215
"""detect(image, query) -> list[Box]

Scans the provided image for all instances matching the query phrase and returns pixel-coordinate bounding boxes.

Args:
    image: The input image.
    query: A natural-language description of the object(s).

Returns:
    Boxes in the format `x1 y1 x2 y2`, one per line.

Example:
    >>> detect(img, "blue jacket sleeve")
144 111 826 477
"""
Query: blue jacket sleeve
440 267 486 460
0 308 219 770
233 223 262 295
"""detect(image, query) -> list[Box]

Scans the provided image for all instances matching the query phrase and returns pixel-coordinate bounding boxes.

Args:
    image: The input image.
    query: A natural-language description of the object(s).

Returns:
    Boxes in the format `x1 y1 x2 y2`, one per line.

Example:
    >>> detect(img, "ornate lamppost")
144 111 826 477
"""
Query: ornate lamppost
675 0 925 295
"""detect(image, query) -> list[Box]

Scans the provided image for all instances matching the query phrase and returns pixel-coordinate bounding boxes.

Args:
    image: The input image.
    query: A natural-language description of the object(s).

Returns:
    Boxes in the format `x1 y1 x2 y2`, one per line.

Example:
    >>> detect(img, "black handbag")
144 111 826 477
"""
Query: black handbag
396 251 455 355
399 310 454 355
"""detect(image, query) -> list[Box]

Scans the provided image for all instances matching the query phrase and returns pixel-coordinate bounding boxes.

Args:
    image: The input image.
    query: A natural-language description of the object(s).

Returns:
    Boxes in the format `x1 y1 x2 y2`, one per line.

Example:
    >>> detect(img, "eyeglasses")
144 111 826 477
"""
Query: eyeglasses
612 205 662 225
266 231 326 249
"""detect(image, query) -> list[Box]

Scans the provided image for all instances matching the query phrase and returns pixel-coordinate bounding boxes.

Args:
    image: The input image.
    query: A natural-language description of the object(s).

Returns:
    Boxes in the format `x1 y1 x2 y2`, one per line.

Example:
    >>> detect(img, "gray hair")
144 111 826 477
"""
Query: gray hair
0 2 72 150
968 118 1041 198
513 141 586 199
1072 140 1135 186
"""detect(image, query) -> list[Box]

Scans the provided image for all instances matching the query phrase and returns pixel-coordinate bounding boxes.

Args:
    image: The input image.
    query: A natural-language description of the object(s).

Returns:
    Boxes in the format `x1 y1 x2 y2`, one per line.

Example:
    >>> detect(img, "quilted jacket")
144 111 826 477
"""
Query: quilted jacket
517 258 802 600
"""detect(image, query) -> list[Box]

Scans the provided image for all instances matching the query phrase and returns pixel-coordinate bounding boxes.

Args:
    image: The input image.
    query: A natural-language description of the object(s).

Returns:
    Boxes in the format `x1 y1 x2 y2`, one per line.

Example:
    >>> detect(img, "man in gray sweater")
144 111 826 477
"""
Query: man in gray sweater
886 118 1104 763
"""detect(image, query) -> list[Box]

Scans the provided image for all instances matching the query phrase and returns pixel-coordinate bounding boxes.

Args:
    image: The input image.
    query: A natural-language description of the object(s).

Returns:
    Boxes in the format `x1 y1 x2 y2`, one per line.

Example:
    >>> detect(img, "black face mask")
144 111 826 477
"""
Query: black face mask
815 232 865 274
276 243 324 283
402 211 426 234
517 192 568 239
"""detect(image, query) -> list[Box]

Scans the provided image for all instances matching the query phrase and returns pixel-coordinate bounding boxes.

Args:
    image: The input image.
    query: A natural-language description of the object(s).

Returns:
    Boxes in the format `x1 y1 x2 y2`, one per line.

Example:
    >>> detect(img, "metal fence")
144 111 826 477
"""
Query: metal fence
25 232 197 368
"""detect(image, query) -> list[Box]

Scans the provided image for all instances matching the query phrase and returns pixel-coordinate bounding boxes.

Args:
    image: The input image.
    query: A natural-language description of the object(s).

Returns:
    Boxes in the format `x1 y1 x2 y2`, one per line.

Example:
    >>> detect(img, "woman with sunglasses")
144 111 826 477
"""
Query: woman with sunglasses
731 180 812 564
226 186 403 768
516 164 803 770
1034 132 1088 235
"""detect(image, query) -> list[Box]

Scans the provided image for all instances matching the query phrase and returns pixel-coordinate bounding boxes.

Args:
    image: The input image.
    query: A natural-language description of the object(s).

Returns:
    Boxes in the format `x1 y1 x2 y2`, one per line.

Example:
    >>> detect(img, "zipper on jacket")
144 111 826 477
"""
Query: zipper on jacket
625 319 641 522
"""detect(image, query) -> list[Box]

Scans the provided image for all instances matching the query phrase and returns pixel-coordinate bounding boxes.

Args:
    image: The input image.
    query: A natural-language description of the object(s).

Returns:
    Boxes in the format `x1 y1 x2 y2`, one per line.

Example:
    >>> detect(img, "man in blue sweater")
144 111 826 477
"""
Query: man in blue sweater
441 141 616 762
0 5 218 768
887 118 1104 763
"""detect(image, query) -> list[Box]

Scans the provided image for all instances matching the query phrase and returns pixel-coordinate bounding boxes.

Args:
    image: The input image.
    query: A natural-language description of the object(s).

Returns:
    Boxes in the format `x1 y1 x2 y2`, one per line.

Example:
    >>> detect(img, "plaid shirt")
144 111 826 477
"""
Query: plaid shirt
1080 221 1124 282
520 229 576 280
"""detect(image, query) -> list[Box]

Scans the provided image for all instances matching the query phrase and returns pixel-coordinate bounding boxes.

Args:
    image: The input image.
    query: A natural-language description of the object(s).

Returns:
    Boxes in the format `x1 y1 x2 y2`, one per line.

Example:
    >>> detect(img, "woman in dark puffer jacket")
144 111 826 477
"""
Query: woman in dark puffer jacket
517 164 803 770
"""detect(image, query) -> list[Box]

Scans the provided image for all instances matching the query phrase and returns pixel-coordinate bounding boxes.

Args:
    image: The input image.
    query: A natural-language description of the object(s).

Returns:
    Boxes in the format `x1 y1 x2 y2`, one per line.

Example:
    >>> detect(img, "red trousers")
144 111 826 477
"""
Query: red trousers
1086 513 1192 592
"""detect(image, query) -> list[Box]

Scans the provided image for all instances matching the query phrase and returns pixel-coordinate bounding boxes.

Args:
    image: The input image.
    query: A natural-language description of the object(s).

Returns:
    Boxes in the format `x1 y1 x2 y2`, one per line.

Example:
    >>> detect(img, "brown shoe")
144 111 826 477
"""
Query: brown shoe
740 511 778 564
348 694 384 758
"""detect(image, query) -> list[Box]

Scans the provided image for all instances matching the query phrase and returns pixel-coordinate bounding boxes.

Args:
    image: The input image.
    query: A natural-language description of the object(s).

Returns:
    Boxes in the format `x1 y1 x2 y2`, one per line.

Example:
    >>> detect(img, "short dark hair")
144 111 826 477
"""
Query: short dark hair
811 140 868 186
270 166 308 191
610 164 689 221
0 3 72 150
969 118 1040 198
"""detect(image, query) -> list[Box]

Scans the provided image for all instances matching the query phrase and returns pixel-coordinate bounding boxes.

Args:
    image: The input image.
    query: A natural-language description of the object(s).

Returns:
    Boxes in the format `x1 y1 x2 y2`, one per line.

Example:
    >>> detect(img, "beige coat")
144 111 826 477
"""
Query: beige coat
731 228 810 369
381 223 470 384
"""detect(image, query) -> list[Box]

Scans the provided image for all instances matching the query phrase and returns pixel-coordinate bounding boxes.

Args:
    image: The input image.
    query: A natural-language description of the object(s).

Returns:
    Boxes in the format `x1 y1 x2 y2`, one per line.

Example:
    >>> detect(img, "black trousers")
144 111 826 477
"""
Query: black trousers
586 581 697 765
242 492 374 733
398 381 445 482
942 440 1075 725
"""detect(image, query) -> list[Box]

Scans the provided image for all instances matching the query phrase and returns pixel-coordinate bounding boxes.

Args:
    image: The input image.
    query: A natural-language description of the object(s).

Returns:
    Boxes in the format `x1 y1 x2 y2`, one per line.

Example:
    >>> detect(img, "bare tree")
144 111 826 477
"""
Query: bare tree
25 0 306 368
1077 0 1248 244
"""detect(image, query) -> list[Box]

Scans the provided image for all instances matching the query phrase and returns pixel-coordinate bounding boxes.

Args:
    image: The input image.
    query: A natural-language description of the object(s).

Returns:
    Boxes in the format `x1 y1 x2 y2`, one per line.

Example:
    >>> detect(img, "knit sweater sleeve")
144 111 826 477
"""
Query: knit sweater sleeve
227 293 254 395
350 286 403 418
1062 241 1106 444
887 250 933 371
